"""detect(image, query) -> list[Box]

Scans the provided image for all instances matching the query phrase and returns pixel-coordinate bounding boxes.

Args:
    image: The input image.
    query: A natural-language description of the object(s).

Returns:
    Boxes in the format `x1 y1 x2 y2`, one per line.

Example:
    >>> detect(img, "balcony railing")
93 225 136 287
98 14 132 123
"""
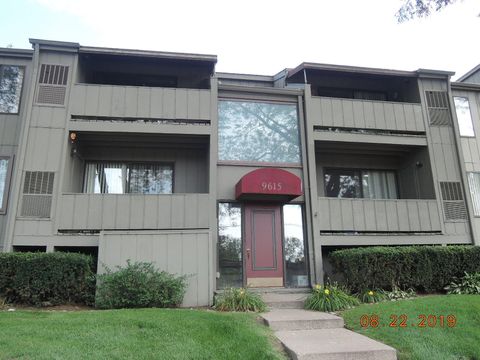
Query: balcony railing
58 193 209 230
310 97 425 133
70 84 212 121
318 198 441 232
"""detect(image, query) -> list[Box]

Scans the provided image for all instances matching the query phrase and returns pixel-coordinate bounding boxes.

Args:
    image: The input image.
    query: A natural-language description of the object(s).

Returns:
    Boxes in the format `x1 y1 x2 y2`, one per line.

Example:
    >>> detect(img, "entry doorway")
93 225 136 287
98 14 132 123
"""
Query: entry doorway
244 203 284 287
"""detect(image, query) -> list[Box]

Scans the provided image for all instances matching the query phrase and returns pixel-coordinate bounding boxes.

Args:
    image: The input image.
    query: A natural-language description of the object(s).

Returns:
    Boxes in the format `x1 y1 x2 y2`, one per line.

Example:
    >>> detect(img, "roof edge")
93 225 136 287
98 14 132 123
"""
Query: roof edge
79 46 217 63
0 47 33 59
29 38 80 53
457 64 480 82
452 81 480 91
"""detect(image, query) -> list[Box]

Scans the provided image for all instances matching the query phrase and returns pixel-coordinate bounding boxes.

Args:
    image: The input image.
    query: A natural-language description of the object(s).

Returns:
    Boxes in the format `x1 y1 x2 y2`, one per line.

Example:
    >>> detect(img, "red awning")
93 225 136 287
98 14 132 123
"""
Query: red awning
235 168 302 201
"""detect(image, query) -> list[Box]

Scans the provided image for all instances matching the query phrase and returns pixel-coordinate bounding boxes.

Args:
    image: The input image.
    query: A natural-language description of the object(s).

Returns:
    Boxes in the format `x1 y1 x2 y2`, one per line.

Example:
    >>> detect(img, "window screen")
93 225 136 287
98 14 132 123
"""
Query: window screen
454 97 475 137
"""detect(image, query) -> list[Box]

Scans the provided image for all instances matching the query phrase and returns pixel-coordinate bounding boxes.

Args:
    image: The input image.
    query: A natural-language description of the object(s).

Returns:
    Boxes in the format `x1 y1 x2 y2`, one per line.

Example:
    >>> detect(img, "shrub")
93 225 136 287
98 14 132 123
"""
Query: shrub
357 289 386 303
381 285 416 301
305 284 359 312
329 245 480 293
214 288 266 312
0 252 95 306
95 261 187 309
445 272 480 294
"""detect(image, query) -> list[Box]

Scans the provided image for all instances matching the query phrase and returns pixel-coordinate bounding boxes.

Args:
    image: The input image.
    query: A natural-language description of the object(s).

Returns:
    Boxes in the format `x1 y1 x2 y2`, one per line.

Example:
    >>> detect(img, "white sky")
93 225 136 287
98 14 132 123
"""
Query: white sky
4 0 480 79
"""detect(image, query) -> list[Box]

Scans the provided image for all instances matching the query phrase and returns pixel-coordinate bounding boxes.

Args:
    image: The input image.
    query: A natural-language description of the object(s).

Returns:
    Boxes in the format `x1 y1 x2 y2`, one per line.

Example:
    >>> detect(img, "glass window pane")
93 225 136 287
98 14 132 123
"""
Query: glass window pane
0 66 24 113
362 170 398 199
128 164 173 194
468 172 480 216
283 204 308 287
218 100 300 163
84 163 125 194
324 170 361 198
454 97 475 137
217 203 243 288
0 158 9 209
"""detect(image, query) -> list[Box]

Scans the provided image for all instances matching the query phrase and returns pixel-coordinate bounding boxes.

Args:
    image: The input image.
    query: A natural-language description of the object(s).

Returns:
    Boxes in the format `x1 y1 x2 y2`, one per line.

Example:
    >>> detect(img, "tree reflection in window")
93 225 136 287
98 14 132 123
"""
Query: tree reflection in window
284 204 308 287
218 100 300 163
217 203 243 288
0 65 24 113
324 170 361 198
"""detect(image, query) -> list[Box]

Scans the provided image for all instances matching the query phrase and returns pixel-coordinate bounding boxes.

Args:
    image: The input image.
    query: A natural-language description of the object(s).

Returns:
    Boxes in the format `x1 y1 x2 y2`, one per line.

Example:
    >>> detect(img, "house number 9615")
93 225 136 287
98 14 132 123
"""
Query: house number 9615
261 182 282 191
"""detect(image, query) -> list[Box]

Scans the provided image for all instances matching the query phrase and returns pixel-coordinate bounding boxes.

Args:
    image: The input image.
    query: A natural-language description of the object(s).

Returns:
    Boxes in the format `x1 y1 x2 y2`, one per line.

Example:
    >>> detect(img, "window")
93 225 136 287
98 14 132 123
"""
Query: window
83 162 173 194
454 97 475 137
217 203 243 288
324 168 398 199
0 65 24 113
0 157 12 213
218 100 300 163
467 173 480 216
283 204 308 288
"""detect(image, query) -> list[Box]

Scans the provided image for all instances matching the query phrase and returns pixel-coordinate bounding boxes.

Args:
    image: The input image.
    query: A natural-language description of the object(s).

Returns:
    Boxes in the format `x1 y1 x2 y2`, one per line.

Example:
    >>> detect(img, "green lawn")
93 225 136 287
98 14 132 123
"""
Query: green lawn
341 295 480 360
0 308 285 360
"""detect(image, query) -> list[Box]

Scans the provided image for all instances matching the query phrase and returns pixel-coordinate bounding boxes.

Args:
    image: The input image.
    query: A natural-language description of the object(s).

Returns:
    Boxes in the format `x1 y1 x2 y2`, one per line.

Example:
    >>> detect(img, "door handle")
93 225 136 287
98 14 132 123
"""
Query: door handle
246 248 251 259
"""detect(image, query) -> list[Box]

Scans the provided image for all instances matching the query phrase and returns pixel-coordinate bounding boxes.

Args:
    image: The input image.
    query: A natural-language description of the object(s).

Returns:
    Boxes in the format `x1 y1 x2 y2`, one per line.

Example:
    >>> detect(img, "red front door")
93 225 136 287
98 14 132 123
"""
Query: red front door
244 203 284 287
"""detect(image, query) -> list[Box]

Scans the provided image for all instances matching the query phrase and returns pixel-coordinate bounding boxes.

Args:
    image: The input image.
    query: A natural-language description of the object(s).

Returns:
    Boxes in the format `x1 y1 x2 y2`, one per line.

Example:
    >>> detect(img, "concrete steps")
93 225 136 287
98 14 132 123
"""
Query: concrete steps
262 309 344 331
260 292 308 309
260 308 397 360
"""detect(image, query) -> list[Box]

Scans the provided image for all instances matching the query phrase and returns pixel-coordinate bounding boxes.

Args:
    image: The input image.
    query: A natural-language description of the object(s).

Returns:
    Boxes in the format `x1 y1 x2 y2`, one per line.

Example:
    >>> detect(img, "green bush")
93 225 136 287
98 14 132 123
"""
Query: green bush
0 252 95 306
305 284 359 312
329 245 480 293
214 288 266 312
445 272 480 294
357 289 386 303
95 261 187 309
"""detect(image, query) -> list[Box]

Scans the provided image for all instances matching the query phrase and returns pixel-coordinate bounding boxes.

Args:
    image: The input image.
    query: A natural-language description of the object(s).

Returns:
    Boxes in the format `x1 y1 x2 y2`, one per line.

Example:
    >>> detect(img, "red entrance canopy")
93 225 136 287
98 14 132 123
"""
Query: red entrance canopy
235 168 302 201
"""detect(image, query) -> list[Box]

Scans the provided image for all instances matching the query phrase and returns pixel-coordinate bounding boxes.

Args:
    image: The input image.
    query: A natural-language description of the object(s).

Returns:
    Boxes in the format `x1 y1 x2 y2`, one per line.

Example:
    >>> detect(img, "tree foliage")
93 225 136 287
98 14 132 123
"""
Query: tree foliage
396 0 458 22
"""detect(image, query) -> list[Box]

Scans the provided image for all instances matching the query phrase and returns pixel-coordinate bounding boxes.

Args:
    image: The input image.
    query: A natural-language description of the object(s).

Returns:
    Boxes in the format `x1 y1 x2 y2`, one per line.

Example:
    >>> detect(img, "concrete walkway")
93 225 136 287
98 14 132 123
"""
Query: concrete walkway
259 295 397 360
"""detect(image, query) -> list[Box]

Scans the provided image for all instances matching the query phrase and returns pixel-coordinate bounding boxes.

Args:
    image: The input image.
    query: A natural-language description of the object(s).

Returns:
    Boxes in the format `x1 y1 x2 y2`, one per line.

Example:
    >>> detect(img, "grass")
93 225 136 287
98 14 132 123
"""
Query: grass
341 295 480 360
0 308 285 360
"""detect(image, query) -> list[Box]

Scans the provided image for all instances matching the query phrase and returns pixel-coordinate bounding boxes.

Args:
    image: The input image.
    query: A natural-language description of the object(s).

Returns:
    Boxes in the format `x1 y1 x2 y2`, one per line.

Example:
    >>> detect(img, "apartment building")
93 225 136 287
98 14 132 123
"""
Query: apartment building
0 39 476 306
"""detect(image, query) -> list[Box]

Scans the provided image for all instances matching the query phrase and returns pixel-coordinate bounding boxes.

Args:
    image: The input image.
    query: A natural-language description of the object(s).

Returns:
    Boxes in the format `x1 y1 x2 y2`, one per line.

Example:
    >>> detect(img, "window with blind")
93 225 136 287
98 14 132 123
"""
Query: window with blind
454 97 475 137
0 157 12 213
467 173 480 216
324 168 398 199
83 162 173 194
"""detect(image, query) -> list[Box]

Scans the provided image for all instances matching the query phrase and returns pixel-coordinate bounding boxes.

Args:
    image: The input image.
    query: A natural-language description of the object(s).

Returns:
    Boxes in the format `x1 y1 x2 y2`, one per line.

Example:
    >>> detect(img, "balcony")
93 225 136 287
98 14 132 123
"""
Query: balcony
70 84 212 121
58 193 209 230
317 198 441 233
310 97 425 133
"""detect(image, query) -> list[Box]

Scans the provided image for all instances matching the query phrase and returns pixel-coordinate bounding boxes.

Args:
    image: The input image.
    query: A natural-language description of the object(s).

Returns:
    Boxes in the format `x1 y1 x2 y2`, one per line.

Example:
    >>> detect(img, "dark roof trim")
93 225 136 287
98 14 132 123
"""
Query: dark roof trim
218 84 302 96
457 64 480 82
79 46 217 63
0 47 33 59
287 62 454 79
217 72 273 82
452 82 480 91
29 38 80 53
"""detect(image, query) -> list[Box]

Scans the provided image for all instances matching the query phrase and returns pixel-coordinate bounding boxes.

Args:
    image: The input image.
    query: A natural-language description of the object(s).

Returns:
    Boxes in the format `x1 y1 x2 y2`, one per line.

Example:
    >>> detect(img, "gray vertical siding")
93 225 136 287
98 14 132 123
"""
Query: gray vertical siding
98 230 212 307
309 97 425 132
70 84 212 120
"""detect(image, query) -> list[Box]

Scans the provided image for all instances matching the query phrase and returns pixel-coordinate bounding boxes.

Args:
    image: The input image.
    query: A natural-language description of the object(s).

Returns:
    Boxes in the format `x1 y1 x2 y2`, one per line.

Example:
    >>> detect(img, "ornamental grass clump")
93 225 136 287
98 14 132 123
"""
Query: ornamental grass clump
305 284 359 312
214 288 267 312
358 289 386 304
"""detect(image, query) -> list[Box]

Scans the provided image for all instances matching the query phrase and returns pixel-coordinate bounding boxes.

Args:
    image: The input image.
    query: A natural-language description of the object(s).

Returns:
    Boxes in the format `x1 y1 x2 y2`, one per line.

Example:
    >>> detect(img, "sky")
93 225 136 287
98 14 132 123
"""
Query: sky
1 0 479 80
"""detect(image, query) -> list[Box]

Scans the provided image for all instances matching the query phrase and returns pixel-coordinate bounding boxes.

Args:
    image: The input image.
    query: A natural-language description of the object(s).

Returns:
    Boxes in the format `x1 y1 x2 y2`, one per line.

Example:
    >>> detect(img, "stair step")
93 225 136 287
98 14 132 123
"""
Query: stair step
275 328 397 360
261 292 308 309
261 309 344 331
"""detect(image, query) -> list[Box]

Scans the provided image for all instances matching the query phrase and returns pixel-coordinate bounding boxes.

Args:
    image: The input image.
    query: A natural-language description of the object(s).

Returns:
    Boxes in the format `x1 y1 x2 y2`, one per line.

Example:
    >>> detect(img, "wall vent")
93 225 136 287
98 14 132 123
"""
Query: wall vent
21 171 54 218
36 64 69 105
425 91 452 126
440 181 467 220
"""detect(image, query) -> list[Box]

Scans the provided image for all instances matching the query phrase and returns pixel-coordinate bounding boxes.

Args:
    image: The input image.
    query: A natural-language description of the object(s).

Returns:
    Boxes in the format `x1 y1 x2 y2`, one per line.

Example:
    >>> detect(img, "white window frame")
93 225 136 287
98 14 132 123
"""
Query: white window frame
454 96 475 137
0 156 14 214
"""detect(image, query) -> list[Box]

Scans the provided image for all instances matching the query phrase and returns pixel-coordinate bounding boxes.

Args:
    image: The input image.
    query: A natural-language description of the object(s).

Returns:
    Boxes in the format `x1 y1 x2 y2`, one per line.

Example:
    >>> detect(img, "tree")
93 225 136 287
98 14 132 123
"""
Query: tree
396 0 458 22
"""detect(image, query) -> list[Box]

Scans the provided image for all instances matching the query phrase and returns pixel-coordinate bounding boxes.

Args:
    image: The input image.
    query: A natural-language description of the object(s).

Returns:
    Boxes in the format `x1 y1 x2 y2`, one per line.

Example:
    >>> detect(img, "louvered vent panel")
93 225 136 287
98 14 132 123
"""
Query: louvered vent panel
440 181 467 220
36 64 69 105
426 91 452 126
21 171 54 218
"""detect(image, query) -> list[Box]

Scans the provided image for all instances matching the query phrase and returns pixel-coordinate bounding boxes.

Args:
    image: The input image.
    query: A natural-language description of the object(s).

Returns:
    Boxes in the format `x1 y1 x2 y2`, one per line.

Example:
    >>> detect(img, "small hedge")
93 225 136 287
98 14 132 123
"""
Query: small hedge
0 252 95 306
95 261 187 309
329 245 480 293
